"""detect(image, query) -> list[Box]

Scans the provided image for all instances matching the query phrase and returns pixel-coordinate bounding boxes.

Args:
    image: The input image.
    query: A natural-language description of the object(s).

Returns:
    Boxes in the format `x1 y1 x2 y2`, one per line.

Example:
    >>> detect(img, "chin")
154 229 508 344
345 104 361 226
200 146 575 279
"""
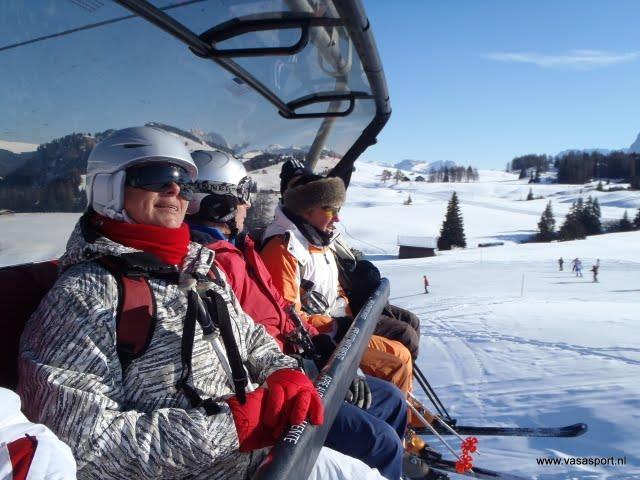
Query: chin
154 214 183 228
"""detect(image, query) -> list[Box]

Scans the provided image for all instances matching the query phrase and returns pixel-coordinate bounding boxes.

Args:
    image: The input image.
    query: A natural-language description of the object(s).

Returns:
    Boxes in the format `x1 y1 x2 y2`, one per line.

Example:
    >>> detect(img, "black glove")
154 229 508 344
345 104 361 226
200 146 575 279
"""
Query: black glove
345 375 372 410
349 260 381 315
333 316 352 343
311 334 336 369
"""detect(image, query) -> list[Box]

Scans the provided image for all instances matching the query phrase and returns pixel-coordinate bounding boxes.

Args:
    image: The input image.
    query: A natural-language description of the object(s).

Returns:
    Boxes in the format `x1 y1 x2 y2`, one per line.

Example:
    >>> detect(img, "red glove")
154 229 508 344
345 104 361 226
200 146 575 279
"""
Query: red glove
227 388 284 452
264 368 324 429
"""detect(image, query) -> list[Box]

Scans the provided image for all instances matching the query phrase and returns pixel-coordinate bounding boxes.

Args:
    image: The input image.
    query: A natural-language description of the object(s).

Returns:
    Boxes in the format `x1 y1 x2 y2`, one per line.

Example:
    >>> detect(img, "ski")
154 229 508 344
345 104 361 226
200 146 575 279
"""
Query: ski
425 459 528 480
414 422 587 438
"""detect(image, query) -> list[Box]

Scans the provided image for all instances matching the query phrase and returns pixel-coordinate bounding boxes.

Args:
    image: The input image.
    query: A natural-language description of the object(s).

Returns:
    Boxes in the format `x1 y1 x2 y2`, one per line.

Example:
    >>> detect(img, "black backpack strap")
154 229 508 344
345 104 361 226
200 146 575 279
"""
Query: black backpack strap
175 290 221 415
98 254 223 414
97 256 157 370
203 287 248 405
207 265 225 287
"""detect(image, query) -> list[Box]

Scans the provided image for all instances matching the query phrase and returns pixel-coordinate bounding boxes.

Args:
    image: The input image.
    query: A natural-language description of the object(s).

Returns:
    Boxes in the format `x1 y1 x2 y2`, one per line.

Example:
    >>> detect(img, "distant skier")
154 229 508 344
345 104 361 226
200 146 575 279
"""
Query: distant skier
591 263 599 282
423 275 429 294
571 257 579 272
575 258 583 277
558 257 564 271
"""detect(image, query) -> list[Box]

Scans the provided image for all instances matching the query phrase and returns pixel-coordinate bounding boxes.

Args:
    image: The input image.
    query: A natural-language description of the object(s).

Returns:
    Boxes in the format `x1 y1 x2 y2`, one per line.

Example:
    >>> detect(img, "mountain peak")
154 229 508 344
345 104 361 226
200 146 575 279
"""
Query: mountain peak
629 131 640 153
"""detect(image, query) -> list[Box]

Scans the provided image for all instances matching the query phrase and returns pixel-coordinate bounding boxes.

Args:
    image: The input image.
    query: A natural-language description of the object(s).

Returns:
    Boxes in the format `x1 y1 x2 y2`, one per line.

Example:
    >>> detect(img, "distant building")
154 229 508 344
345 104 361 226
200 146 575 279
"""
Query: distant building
397 235 437 259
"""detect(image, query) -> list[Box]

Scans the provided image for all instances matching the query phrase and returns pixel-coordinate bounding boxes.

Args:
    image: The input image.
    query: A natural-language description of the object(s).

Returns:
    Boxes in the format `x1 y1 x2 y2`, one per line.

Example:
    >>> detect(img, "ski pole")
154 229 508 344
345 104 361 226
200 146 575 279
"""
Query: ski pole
414 364 454 422
407 401 460 460
408 392 481 456
413 369 444 419
408 392 459 440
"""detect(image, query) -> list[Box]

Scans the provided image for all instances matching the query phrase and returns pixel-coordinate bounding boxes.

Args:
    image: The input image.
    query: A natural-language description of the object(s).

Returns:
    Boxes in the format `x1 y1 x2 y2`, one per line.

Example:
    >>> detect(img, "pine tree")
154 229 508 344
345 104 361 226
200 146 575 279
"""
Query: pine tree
635 208 640 229
537 201 556 242
581 196 601 235
404 194 412 205
596 180 604 191
558 200 586 241
519 167 527 179
534 169 541 183
437 192 467 250
443 167 450 183
526 188 534 201
619 210 633 231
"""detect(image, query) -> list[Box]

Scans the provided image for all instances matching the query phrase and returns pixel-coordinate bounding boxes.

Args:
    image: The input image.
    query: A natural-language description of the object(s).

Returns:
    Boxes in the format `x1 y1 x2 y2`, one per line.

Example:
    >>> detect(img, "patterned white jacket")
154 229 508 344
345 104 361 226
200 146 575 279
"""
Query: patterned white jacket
18 220 297 480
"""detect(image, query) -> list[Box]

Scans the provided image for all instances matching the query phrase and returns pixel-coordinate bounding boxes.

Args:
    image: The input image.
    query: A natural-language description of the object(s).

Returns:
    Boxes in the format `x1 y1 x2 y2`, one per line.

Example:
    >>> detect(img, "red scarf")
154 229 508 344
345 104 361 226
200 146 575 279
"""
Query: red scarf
94 215 190 266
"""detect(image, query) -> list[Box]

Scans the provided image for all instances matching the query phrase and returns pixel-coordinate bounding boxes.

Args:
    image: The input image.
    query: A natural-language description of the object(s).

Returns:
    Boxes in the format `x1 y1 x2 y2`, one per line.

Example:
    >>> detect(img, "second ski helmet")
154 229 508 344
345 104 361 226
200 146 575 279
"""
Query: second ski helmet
187 149 254 225
86 126 197 221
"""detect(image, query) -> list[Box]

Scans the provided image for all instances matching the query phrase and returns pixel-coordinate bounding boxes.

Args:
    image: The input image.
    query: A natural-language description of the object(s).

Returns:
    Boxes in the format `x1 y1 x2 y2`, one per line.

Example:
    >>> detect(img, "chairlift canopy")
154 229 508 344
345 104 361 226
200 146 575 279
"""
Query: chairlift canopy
0 0 390 185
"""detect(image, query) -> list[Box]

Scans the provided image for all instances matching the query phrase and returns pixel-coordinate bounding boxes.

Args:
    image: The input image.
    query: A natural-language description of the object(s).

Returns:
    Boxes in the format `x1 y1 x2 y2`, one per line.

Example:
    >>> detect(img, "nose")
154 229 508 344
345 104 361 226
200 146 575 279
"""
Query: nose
332 212 340 222
162 182 181 196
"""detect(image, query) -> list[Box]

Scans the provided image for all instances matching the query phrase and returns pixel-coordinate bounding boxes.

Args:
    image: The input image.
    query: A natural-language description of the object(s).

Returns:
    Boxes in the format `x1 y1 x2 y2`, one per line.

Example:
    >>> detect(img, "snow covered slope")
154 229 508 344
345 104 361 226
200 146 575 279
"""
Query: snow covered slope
339 162 639 255
0 140 38 154
0 167 639 479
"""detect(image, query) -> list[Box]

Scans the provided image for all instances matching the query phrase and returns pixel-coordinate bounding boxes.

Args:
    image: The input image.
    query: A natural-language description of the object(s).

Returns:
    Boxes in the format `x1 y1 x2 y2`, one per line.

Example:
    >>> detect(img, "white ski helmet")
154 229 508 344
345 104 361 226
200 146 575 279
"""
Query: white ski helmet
187 149 253 218
86 126 198 221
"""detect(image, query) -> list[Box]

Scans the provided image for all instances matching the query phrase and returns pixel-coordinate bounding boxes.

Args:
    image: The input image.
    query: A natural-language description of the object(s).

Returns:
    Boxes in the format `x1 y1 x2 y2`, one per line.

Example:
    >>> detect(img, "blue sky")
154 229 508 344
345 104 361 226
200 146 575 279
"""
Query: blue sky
361 0 640 168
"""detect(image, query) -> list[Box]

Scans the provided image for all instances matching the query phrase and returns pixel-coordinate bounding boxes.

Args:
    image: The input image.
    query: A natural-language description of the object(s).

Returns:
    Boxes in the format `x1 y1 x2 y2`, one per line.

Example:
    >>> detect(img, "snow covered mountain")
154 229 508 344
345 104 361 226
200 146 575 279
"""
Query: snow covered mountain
628 131 640 153
393 159 457 173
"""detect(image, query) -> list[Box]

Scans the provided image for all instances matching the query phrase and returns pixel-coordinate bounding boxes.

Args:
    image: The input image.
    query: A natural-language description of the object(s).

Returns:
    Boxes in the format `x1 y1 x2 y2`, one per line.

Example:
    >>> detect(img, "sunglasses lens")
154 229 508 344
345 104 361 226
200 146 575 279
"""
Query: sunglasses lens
126 163 193 199
322 206 340 216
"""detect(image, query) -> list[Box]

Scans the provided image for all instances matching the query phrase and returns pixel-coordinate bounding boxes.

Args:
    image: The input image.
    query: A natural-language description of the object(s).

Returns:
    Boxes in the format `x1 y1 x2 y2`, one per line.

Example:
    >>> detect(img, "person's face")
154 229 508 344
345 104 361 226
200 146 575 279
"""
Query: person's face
302 205 341 232
124 182 188 228
234 199 251 233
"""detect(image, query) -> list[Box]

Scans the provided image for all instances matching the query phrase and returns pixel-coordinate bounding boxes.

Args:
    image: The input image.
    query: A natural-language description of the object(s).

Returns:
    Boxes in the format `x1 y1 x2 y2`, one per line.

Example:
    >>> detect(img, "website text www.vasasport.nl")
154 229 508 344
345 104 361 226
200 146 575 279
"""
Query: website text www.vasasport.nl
536 456 627 467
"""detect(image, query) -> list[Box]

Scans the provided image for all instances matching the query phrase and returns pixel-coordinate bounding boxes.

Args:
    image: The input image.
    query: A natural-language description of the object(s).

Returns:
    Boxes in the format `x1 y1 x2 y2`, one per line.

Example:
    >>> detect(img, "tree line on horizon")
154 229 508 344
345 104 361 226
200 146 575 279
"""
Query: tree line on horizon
381 165 479 184
508 151 640 188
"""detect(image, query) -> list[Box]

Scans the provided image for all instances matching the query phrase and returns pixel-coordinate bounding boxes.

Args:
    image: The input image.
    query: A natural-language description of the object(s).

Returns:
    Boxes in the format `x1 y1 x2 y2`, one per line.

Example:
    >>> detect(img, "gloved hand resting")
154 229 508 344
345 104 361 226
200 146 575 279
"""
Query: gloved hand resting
345 374 372 410
311 333 336 368
264 368 324 429
226 388 278 452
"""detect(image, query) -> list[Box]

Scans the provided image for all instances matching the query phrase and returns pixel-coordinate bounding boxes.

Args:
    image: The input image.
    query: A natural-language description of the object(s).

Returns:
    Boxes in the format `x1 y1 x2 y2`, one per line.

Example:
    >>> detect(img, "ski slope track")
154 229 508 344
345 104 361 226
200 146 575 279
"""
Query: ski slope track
0 163 639 479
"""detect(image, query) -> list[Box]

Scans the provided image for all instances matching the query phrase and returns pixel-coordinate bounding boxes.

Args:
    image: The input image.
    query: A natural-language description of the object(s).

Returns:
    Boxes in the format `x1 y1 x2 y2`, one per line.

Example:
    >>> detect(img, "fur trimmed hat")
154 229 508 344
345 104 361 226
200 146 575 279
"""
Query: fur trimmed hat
284 174 346 214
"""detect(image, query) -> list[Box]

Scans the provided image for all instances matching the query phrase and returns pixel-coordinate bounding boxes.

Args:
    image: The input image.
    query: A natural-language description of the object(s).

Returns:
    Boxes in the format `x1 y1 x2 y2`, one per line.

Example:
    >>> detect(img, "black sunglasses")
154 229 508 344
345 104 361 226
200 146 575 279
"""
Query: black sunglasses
125 163 194 200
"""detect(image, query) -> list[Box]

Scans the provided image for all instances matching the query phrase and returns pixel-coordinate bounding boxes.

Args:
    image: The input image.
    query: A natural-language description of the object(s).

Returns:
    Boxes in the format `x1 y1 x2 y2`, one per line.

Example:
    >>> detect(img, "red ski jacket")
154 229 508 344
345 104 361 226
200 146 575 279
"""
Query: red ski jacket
206 235 319 351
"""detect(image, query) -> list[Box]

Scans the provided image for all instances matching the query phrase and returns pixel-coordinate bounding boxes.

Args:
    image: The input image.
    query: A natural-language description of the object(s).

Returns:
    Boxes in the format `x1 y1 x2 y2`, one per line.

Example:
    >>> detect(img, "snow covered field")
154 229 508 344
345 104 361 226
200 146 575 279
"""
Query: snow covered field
0 164 638 479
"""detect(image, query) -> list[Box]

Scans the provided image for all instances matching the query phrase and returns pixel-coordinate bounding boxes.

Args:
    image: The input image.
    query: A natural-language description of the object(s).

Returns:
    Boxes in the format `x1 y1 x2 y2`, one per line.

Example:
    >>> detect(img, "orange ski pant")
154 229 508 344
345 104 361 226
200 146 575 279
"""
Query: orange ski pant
360 335 413 395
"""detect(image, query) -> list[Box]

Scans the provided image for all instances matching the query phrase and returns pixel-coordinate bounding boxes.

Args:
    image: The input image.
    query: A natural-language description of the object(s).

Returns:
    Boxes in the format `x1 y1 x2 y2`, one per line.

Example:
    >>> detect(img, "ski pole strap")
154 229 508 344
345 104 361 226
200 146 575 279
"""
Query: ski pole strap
205 289 248 405
176 289 221 415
